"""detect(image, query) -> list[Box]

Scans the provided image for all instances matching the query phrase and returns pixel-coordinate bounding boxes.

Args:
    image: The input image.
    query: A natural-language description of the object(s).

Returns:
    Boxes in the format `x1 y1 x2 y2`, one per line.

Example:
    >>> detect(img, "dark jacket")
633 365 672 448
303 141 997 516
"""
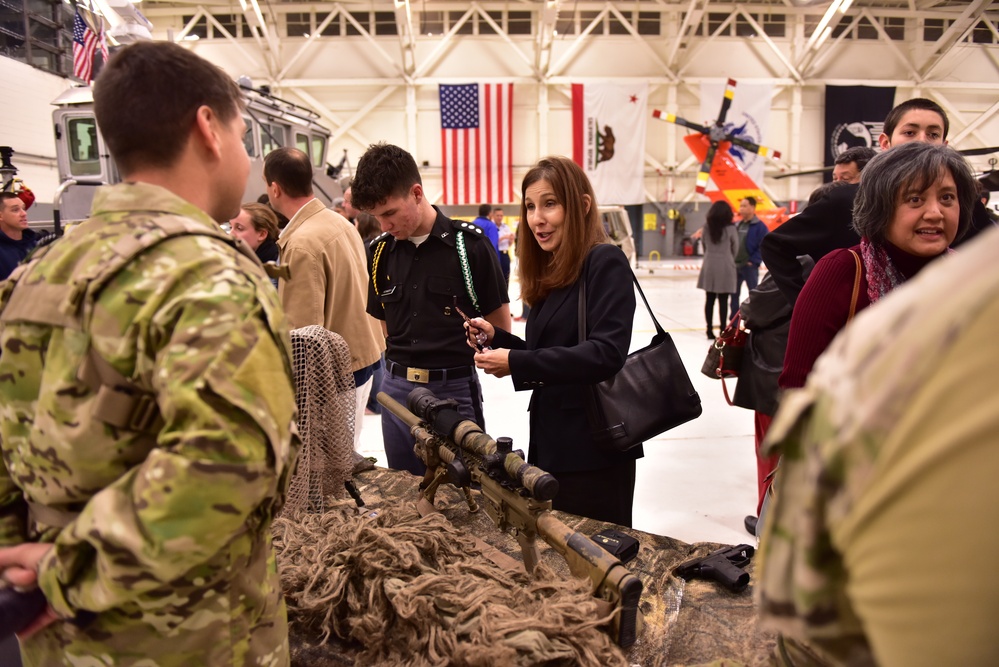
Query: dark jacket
761 182 860 307
492 244 642 473
741 218 768 267
255 237 279 264
0 228 39 280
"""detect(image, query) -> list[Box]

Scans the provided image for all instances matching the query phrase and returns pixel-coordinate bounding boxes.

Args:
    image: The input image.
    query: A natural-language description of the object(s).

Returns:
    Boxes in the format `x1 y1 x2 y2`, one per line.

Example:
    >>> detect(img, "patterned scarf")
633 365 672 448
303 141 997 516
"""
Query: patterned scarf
859 238 906 304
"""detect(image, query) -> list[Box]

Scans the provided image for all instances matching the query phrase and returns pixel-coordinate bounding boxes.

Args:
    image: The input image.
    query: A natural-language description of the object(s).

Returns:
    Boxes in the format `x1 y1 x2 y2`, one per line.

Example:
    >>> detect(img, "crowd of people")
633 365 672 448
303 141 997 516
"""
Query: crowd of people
0 39 996 667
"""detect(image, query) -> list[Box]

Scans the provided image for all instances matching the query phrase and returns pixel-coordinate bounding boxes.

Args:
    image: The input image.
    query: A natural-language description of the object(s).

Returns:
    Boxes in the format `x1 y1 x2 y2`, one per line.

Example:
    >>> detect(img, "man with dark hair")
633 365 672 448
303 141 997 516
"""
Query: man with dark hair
731 196 768 315
0 41 300 665
0 192 37 279
494 206 514 283
831 146 877 184
878 97 948 149
265 146 385 449
352 143 509 475
472 202 500 253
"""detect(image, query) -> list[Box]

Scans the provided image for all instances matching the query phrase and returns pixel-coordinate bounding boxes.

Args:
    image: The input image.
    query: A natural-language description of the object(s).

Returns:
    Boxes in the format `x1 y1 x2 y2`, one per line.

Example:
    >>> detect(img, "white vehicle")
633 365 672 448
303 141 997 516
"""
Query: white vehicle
51 79 343 230
598 205 637 266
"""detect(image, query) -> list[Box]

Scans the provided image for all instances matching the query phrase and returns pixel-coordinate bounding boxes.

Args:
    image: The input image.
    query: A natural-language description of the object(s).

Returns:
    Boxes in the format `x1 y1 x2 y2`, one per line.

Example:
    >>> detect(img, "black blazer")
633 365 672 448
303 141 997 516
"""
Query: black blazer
492 244 642 473
761 182 860 308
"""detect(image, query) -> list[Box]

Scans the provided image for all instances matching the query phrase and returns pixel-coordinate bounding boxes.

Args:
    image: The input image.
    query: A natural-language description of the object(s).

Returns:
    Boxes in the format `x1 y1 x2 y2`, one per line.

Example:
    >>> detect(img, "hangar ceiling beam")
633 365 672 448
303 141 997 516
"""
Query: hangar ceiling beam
665 0 706 70
547 5 608 78
277 6 343 81
393 0 417 75
932 93 999 153
918 0 992 79
858 8 920 81
736 6 802 83
605 2 677 82
412 5 474 79
286 86 373 149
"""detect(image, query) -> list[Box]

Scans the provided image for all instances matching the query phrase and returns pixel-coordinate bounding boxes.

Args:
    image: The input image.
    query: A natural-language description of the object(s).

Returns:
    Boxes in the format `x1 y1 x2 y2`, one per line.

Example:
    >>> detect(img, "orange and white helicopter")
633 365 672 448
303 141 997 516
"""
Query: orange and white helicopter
652 79 788 230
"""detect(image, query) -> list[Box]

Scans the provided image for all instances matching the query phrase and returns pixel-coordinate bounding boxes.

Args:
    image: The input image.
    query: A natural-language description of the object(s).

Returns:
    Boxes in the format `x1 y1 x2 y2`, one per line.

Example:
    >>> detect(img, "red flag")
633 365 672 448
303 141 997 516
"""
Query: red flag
439 83 514 205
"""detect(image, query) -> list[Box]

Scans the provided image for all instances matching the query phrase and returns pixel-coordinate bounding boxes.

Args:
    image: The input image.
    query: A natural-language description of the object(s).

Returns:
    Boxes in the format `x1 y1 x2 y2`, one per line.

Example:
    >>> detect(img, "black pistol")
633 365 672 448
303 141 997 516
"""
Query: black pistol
673 544 755 592
0 586 48 639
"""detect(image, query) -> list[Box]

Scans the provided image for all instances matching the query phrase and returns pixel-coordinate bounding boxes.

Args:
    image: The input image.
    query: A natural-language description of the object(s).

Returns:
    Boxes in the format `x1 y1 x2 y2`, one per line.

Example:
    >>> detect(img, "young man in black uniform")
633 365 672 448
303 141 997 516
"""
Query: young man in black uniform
352 143 510 475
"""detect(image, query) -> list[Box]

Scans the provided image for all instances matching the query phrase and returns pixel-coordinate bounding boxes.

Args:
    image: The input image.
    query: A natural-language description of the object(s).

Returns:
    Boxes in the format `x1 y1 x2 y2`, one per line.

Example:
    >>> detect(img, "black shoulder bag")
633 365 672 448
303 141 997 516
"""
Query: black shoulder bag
578 272 702 452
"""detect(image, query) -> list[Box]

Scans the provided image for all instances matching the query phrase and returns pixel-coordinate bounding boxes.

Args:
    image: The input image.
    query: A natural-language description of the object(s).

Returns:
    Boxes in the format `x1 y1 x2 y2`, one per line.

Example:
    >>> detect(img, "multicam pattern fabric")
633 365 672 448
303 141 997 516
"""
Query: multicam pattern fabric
756 227 999 666
0 183 300 666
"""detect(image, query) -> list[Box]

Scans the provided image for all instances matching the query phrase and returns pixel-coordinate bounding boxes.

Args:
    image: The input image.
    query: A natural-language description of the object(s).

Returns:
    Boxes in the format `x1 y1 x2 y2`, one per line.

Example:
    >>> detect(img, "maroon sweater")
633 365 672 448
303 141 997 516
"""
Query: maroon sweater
779 243 937 390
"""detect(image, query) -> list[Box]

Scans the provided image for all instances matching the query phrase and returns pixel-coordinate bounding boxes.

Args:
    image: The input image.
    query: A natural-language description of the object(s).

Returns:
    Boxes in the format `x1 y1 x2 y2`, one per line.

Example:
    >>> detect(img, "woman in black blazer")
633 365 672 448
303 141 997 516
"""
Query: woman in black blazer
466 156 640 526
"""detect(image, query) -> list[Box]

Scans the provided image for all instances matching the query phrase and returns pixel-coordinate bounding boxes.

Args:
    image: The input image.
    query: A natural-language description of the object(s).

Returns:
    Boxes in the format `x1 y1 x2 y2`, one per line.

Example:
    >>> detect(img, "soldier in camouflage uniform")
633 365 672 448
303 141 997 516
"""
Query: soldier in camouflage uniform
0 42 300 666
756 227 999 666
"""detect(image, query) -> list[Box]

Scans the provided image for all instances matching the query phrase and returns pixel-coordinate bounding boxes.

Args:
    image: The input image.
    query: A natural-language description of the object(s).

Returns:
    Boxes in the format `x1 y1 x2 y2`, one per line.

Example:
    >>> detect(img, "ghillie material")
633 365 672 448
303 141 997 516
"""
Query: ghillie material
273 501 629 667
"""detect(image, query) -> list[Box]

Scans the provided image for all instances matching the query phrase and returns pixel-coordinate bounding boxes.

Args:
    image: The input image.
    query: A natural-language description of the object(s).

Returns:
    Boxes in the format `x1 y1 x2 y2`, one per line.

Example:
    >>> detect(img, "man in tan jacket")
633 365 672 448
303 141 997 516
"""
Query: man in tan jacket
265 147 385 448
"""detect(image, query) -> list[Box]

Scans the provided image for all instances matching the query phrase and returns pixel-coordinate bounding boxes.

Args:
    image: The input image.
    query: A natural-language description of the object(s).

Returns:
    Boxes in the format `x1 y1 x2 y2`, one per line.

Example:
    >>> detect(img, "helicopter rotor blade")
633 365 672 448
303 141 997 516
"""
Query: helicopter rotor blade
729 136 782 161
773 166 835 180
695 142 719 194
716 78 737 126
959 146 999 157
651 110 709 135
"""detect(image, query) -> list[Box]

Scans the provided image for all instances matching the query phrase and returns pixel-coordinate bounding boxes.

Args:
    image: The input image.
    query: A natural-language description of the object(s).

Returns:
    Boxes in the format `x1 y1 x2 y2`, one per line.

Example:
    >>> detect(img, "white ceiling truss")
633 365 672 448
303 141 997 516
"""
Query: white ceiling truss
138 0 999 203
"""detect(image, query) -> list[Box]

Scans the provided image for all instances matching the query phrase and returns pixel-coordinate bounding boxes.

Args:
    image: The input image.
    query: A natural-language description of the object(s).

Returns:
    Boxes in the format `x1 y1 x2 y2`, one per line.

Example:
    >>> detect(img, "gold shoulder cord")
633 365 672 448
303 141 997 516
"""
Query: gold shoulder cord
371 240 387 309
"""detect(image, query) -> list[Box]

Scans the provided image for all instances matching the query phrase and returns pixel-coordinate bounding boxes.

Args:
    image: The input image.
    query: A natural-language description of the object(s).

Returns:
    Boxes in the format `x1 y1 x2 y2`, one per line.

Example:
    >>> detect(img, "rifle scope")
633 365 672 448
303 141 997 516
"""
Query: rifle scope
406 388 559 502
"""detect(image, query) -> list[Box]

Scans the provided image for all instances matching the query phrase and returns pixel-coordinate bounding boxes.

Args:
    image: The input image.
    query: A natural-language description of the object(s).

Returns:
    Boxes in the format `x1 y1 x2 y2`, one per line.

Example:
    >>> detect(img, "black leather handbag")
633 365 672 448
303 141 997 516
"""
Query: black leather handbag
578 272 702 452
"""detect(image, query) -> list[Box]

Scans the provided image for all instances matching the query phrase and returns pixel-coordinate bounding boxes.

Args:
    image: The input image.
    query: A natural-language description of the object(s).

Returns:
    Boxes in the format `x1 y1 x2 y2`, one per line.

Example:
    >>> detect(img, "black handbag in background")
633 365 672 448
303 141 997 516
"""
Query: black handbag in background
578 271 702 452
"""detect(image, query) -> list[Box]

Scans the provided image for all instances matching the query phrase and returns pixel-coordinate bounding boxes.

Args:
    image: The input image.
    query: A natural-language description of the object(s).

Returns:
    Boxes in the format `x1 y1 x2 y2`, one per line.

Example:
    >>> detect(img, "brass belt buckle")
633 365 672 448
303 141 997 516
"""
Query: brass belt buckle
407 366 430 383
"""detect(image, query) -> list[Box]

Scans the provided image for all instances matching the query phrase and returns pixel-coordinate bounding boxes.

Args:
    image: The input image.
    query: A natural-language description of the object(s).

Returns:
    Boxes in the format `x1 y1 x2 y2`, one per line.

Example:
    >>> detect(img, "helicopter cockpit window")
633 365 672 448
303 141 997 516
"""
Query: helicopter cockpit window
260 123 286 157
311 136 326 169
66 117 102 177
242 116 255 157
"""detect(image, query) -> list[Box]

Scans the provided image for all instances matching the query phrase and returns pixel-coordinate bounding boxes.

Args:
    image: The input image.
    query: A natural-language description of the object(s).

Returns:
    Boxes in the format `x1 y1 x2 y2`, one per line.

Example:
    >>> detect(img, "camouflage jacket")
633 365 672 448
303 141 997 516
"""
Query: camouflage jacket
0 183 300 666
756 227 999 667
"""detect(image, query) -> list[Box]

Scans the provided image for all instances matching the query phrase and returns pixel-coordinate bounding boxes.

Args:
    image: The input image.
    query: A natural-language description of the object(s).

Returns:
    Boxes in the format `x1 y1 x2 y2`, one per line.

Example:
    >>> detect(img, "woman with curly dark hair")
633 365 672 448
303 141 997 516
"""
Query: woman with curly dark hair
696 201 738 338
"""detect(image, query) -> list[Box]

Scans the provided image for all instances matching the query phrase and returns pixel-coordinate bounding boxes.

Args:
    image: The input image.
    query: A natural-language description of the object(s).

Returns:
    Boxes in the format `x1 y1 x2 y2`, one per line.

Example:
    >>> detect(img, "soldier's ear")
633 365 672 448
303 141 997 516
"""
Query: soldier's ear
194 105 223 160
411 183 424 205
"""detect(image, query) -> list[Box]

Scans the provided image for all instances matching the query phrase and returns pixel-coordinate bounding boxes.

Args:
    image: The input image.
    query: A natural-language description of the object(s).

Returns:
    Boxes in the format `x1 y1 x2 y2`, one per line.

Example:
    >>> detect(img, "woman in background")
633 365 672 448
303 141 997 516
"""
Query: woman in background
696 201 738 338
466 156 639 526
230 202 280 265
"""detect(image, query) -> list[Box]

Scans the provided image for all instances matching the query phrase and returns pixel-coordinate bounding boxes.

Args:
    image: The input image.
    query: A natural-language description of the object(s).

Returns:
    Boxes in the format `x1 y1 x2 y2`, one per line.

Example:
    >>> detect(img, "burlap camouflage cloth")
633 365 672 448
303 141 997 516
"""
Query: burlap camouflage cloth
286 467 774 666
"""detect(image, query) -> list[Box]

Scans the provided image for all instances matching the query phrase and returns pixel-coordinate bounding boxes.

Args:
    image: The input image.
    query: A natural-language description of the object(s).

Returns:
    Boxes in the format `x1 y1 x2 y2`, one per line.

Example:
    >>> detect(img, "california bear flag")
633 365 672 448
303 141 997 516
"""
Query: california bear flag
572 82 648 205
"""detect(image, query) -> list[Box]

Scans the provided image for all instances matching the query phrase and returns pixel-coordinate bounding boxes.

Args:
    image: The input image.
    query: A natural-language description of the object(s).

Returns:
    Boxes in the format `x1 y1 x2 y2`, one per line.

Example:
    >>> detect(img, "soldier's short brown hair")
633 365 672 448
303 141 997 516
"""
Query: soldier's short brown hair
94 41 243 176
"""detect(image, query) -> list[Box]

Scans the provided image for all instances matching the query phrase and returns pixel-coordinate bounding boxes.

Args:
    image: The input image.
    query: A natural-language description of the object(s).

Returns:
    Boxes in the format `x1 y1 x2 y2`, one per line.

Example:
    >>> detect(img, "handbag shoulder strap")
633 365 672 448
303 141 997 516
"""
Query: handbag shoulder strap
847 249 862 322
577 249 664 343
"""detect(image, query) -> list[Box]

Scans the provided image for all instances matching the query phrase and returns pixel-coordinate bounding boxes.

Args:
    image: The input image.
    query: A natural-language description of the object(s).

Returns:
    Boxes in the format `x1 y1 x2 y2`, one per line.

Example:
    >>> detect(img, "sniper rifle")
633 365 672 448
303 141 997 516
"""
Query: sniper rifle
377 388 644 648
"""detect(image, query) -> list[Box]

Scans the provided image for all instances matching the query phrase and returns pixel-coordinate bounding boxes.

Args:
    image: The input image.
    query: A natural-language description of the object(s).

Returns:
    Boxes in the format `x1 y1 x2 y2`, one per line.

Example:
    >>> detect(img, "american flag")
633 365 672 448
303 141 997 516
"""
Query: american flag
73 10 106 83
439 83 514 205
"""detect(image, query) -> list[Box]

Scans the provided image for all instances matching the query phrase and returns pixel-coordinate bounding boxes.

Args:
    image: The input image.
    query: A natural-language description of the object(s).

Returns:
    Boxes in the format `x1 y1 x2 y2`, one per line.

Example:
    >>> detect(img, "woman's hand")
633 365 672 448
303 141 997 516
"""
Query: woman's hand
474 348 511 377
464 317 494 350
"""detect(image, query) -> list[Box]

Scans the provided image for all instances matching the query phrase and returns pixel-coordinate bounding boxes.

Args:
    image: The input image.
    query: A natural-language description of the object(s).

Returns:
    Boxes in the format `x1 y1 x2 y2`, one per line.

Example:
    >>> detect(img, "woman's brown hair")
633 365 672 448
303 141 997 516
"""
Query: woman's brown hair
517 156 608 306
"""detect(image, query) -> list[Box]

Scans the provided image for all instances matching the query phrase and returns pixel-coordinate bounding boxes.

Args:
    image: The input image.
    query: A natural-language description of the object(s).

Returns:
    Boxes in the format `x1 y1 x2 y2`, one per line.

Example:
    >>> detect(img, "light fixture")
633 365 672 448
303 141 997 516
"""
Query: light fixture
805 0 847 51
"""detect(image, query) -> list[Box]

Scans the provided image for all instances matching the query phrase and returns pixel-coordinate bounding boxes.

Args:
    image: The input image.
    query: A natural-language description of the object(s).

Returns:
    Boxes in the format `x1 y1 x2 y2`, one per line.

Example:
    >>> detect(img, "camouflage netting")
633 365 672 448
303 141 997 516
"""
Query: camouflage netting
284 326 356 514
272 501 630 667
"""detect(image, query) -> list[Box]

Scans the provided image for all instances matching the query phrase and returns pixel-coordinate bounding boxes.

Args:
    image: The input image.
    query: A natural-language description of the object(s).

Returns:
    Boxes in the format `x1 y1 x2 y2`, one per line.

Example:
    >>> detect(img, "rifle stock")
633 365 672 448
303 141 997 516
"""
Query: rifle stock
377 389 644 648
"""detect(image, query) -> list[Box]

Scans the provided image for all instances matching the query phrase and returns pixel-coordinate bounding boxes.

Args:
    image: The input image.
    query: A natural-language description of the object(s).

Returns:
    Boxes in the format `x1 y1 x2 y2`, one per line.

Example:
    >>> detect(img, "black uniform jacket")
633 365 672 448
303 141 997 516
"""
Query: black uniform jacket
492 244 643 473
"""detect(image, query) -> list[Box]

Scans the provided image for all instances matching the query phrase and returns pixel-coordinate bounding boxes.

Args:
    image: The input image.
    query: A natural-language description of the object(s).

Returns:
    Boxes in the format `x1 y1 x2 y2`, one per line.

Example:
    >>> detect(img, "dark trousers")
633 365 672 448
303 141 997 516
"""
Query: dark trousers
704 292 729 332
731 264 760 314
380 368 484 475
549 461 637 527
499 251 510 284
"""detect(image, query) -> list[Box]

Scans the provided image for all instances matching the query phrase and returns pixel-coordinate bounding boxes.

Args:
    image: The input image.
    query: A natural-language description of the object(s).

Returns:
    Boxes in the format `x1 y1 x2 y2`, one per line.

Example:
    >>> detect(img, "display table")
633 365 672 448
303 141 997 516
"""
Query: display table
288 467 774 666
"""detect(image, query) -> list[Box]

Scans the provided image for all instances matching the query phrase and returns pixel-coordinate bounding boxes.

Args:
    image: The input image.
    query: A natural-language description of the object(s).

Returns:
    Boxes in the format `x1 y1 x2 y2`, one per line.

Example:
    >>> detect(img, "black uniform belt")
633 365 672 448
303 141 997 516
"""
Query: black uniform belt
385 359 474 384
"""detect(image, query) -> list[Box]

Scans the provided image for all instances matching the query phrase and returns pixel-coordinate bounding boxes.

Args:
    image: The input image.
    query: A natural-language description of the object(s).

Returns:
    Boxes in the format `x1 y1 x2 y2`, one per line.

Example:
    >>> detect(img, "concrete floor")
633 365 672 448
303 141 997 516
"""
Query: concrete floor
358 257 759 547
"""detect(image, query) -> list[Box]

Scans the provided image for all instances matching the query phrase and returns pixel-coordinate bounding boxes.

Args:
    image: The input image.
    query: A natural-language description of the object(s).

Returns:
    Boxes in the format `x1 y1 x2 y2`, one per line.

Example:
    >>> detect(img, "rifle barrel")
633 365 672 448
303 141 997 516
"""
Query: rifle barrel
377 392 421 429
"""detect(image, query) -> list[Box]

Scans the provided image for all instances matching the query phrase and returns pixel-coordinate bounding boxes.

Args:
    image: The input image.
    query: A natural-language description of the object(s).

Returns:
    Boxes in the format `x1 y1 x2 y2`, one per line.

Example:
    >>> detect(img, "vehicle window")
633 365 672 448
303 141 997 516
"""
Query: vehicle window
260 123 286 156
295 133 310 158
311 136 326 168
243 116 255 157
66 117 102 177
